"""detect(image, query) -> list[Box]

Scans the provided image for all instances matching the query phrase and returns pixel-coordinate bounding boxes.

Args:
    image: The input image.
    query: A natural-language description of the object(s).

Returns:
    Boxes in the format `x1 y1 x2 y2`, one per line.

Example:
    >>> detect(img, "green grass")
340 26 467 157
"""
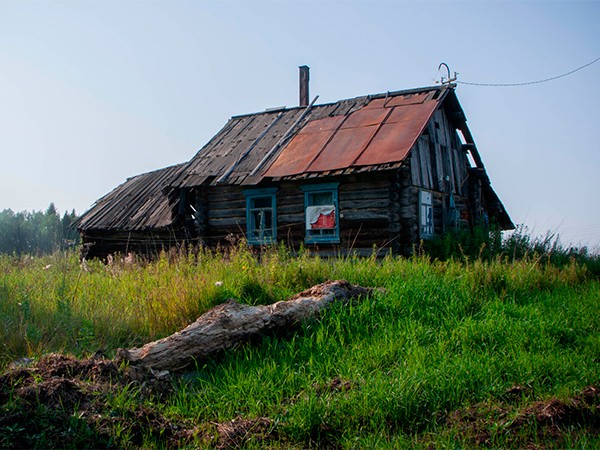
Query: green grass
0 245 599 448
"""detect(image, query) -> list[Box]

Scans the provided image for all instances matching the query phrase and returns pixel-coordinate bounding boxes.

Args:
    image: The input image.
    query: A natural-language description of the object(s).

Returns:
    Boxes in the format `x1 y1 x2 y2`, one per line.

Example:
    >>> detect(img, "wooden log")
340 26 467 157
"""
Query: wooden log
340 198 389 209
116 280 375 372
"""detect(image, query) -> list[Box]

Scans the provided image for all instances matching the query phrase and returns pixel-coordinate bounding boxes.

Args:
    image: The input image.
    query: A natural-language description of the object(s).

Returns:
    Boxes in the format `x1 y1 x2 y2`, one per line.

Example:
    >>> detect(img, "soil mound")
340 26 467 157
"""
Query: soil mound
447 384 600 447
0 353 277 448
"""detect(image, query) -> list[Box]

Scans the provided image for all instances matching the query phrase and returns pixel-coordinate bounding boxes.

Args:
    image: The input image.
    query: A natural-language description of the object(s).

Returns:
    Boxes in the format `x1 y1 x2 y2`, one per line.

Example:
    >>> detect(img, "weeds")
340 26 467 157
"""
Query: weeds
0 239 598 448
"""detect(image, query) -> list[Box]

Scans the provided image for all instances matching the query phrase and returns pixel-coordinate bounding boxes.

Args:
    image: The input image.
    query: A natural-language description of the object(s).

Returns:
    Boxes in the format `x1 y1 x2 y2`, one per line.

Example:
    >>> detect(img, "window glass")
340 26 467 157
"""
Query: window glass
244 188 277 245
420 190 434 239
302 183 340 243
310 192 333 206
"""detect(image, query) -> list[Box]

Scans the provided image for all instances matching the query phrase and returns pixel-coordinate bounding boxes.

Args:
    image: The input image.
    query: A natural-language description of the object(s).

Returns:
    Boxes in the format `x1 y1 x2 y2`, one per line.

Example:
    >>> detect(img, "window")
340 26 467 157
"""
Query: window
301 183 340 244
420 190 434 239
244 188 277 245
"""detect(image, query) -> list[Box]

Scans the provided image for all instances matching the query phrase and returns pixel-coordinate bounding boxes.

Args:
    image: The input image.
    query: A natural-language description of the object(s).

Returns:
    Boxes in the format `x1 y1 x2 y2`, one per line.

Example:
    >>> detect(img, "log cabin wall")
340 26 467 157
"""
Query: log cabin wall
196 173 396 256
202 185 247 247
80 229 187 260
390 166 416 256
271 176 395 255
188 186 208 242
338 174 393 255
273 182 304 248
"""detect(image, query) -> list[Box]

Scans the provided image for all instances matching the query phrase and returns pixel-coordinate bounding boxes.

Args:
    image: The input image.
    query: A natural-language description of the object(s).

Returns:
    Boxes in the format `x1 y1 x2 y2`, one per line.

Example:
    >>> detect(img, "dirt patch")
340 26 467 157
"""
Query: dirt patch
314 377 356 395
446 403 509 447
1 353 121 386
446 384 600 448
0 353 280 449
17 377 86 410
0 353 180 448
511 385 600 440
82 404 187 448
215 416 276 449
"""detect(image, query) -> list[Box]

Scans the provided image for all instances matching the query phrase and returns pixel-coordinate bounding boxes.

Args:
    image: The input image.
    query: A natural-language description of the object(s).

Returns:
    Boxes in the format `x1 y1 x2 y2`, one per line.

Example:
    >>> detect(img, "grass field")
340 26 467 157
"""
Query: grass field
0 245 598 448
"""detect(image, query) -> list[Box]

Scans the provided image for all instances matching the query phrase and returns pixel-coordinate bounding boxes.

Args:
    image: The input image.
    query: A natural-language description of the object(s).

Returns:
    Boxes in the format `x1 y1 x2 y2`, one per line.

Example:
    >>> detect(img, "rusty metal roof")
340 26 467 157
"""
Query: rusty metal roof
75 164 186 231
265 90 442 177
171 85 449 188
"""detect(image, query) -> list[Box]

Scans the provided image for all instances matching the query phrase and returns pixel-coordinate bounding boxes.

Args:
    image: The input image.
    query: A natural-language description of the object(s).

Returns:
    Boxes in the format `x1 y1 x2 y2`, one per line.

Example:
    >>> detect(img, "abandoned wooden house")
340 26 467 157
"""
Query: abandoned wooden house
76 67 513 259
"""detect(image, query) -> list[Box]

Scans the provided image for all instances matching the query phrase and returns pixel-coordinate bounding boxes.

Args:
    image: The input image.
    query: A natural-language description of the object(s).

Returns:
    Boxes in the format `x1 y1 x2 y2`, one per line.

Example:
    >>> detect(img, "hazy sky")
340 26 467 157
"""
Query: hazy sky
1 0 599 248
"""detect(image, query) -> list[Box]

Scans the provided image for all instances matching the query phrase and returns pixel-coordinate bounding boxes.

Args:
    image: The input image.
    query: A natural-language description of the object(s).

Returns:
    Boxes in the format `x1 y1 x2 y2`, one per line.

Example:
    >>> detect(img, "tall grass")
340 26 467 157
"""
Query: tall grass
1 241 598 447
159 254 598 447
0 245 334 366
0 242 595 368
425 224 600 276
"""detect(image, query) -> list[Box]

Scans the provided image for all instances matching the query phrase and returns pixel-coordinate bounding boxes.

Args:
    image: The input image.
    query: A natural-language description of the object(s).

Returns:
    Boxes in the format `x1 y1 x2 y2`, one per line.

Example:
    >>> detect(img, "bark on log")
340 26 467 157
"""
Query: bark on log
116 280 374 372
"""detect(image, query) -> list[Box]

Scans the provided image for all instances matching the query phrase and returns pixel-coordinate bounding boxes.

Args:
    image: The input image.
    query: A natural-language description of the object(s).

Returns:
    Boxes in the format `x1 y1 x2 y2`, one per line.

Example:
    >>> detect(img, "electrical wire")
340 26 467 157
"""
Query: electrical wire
456 56 600 87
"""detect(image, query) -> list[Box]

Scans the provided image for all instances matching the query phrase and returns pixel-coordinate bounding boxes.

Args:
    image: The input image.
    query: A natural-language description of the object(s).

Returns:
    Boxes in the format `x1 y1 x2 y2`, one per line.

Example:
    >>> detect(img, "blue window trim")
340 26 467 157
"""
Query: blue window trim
419 189 434 240
301 182 340 244
243 187 278 245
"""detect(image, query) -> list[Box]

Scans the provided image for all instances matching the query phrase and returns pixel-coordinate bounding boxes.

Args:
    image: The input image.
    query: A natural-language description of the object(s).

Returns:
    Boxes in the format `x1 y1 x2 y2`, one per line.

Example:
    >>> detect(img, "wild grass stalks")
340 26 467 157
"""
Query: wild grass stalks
0 241 598 448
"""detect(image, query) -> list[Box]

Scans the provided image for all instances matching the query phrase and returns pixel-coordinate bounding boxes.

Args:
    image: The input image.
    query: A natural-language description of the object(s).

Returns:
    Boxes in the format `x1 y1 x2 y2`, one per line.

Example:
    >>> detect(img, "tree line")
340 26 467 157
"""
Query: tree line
0 204 79 255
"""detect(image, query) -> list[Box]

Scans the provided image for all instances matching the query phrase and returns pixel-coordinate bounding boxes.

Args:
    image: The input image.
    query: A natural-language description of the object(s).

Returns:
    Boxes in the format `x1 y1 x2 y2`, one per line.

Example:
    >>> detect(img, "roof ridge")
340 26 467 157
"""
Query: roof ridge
230 85 448 120
124 162 187 181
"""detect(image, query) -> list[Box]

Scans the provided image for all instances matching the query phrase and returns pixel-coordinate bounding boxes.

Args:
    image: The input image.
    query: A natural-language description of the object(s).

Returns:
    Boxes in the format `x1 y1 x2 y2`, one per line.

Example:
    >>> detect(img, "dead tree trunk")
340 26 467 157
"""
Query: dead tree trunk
116 280 374 372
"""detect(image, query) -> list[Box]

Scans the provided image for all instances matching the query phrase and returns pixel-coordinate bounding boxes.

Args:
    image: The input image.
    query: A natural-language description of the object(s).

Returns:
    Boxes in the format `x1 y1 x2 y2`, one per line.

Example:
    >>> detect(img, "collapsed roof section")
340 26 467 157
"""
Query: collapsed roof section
75 164 185 232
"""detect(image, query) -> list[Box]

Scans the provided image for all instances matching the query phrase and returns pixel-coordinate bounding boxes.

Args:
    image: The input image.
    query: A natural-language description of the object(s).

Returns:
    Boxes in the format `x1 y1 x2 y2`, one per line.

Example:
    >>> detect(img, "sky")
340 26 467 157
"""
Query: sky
1 0 599 249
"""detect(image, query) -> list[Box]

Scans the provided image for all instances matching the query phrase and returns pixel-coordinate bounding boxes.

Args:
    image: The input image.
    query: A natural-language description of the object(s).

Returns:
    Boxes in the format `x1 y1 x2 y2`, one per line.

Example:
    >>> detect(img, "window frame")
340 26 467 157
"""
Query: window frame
301 182 340 244
419 189 434 239
243 187 278 245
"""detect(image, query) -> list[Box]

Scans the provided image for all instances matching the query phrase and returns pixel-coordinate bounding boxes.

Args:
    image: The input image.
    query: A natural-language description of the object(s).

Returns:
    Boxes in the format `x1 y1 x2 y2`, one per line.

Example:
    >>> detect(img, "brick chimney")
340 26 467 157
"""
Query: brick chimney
299 65 309 107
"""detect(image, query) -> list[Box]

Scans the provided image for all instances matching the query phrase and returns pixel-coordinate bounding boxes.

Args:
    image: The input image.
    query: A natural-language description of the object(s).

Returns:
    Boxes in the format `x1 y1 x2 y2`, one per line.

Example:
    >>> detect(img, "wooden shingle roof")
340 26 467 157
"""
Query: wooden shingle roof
75 164 185 232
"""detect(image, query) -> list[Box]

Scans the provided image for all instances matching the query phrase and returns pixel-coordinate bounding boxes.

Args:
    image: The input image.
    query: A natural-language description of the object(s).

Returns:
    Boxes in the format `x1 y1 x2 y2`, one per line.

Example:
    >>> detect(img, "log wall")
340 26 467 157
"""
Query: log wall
197 173 397 255
80 228 189 260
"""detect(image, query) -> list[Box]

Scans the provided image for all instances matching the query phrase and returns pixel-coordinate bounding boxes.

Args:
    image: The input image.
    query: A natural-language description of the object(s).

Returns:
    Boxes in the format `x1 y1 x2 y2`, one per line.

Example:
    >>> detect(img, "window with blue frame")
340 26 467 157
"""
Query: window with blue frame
419 189 434 239
301 183 340 244
244 188 277 245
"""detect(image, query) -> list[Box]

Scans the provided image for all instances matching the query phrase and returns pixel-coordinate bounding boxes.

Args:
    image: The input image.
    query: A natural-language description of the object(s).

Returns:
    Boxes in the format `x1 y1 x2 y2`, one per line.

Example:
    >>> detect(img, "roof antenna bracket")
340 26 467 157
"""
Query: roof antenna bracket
437 62 458 85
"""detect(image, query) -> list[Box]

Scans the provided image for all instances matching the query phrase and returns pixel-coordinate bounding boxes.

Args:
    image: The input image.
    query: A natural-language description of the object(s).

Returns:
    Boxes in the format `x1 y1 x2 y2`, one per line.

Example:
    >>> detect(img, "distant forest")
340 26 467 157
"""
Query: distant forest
0 204 79 255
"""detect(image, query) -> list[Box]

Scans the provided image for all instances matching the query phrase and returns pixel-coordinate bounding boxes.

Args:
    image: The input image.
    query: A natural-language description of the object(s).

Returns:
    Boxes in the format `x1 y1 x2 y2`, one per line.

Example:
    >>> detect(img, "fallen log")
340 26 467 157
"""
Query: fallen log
116 280 374 372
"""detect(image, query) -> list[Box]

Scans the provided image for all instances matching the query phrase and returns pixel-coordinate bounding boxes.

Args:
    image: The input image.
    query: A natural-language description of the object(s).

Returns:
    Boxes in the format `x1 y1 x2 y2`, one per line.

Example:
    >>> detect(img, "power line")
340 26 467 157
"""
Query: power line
455 56 600 87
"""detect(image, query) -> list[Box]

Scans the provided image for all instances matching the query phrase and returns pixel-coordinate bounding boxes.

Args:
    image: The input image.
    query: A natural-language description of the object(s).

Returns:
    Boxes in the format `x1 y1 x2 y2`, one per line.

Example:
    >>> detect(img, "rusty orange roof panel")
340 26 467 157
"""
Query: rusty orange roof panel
385 91 430 106
385 98 438 124
340 107 389 129
362 97 387 109
363 91 430 109
308 124 379 172
356 99 439 166
265 128 335 177
354 122 417 166
265 90 442 176
299 115 345 134
265 116 346 177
